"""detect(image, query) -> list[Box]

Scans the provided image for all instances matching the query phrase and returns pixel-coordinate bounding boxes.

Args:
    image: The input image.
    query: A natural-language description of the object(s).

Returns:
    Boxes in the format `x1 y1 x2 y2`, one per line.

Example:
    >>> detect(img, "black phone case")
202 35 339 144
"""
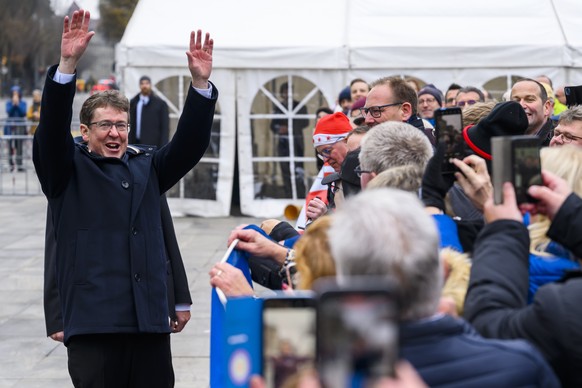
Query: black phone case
434 107 464 174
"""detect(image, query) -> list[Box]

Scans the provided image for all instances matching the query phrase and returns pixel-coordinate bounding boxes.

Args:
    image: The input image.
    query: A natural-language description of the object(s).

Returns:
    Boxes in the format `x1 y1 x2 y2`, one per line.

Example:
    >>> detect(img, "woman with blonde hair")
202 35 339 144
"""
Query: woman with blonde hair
292 216 335 290
527 145 582 301
461 101 496 128
209 217 335 295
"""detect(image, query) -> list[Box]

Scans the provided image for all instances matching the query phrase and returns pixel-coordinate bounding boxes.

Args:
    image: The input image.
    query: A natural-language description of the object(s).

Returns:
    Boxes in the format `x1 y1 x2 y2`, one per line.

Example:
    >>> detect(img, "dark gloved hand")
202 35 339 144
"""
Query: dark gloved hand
421 141 456 211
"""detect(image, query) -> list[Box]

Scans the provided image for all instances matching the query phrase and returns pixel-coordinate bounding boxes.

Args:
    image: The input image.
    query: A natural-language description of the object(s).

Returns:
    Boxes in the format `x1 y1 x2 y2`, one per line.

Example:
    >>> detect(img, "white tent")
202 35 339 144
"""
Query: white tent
116 0 582 217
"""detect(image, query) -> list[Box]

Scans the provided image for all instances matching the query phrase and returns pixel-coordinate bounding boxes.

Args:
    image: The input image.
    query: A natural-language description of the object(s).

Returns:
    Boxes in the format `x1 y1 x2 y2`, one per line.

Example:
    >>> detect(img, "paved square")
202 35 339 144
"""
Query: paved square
0 194 263 387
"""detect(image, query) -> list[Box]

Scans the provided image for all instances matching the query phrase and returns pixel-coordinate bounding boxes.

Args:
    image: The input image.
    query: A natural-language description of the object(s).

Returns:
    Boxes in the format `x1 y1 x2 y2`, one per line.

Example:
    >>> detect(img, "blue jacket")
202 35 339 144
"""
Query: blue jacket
432 214 463 251
528 242 580 303
4 100 27 135
401 315 559 387
33 65 217 344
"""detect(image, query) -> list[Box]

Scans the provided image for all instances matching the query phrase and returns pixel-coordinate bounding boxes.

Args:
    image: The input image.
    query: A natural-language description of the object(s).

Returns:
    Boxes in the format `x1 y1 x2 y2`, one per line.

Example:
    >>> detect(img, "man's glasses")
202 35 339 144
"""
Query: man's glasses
456 100 478 107
354 165 372 178
360 102 403 118
88 120 130 133
553 129 582 143
316 137 345 160
418 97 437 105
317 146 333 161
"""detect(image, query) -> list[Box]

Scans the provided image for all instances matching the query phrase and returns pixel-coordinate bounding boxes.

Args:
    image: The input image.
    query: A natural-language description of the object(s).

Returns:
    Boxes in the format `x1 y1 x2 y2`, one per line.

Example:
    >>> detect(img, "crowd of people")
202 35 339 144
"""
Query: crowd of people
210 70 582 386
31 7 582 388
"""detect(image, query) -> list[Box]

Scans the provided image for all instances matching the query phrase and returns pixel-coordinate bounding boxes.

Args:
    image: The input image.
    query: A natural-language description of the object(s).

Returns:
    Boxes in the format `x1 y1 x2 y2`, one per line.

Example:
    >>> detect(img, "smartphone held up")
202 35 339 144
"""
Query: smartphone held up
434 107 466 174
315 279 399 388
492 135 542 205
261 294 317 388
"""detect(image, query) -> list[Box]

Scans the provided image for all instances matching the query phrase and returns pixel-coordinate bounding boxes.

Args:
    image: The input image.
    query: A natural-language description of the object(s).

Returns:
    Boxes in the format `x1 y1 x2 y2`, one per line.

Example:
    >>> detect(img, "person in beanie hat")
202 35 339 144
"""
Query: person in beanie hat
436 101 528 223
349 96 366 126
418 84 443 125
5 84 27 171
423 101 528 225
463 101 529 160
338 86 352 114
306 112 353 223
313 112 352 172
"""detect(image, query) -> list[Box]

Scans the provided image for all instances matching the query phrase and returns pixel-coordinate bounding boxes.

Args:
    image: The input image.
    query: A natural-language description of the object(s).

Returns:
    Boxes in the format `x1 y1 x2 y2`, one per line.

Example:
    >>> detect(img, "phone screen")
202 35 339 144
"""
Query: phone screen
435 107 464 174
565 85 582 108
317 290 398 388
512 139 542 204
262 297 316 388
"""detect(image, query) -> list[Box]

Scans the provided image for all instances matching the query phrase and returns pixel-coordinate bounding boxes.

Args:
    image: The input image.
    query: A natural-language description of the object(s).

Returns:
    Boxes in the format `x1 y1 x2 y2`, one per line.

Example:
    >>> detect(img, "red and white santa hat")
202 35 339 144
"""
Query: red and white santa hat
312 112 352 148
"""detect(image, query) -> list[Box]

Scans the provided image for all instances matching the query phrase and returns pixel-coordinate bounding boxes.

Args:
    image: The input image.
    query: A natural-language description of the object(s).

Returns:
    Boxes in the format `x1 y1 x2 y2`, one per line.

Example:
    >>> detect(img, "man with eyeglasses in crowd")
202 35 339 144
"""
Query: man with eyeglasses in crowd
363 76 436 146
455 86 485 109
32 10 217 386
445 83 462 107
417 84 444 127
511 78 554 146
549 105 582 147
305 112 353 220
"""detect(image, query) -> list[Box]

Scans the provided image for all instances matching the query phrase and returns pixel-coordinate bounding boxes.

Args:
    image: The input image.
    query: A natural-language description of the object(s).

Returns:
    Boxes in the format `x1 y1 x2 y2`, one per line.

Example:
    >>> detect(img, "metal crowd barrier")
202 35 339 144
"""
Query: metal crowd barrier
1 120 41 195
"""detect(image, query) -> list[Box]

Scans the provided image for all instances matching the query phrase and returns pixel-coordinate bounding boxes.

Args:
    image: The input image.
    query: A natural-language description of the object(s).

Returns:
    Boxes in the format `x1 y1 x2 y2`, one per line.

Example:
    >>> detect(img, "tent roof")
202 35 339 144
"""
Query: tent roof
118 0 582 70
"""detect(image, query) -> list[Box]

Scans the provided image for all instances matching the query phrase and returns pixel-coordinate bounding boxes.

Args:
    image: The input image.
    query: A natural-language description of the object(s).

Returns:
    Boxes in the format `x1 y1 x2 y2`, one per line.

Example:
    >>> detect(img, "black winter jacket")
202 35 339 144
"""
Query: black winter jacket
464 193 582 386
34 65 217 344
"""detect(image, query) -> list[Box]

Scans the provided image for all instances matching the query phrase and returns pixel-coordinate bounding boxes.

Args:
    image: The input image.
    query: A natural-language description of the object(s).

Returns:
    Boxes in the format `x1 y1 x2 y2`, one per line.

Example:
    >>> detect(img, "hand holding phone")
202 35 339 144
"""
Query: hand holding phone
483 181 524 224
492 136 542 205
452 155 493 212
434 107 465 174
421 141 456 211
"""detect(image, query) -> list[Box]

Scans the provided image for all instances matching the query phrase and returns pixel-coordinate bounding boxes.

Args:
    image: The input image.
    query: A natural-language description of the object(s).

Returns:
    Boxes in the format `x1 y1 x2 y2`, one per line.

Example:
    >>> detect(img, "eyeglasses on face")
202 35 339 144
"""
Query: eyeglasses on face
418 97 437 105
553 129 582 143
316 138 345 160
316 146 333 161
354 165 372 178
360 102 403 118
456 100 478 107
88 120 130 133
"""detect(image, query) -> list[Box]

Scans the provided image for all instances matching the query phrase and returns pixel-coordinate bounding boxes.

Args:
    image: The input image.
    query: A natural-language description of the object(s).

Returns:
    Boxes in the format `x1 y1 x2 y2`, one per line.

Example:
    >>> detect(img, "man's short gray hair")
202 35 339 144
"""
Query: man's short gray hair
359 121 433 173
558 105 582 126
329 188 442 320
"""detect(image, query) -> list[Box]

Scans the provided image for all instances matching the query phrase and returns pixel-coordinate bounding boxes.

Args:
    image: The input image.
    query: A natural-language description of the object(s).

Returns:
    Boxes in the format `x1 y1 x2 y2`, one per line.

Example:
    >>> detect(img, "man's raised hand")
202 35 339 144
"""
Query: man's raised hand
59 9 95 74
186 30 214 89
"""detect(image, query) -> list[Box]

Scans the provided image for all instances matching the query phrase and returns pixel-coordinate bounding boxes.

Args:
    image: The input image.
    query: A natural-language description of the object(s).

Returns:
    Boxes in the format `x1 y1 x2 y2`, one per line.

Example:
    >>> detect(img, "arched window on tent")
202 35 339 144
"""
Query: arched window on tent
155 75 222 201
248 75 326 200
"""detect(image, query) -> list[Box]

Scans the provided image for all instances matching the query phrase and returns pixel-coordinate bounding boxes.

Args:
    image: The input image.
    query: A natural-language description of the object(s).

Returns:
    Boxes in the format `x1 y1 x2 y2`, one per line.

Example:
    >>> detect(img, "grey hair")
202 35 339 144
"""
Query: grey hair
329 188 442 321
365 164 424 193
359 121 433 173
558 105 582 126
